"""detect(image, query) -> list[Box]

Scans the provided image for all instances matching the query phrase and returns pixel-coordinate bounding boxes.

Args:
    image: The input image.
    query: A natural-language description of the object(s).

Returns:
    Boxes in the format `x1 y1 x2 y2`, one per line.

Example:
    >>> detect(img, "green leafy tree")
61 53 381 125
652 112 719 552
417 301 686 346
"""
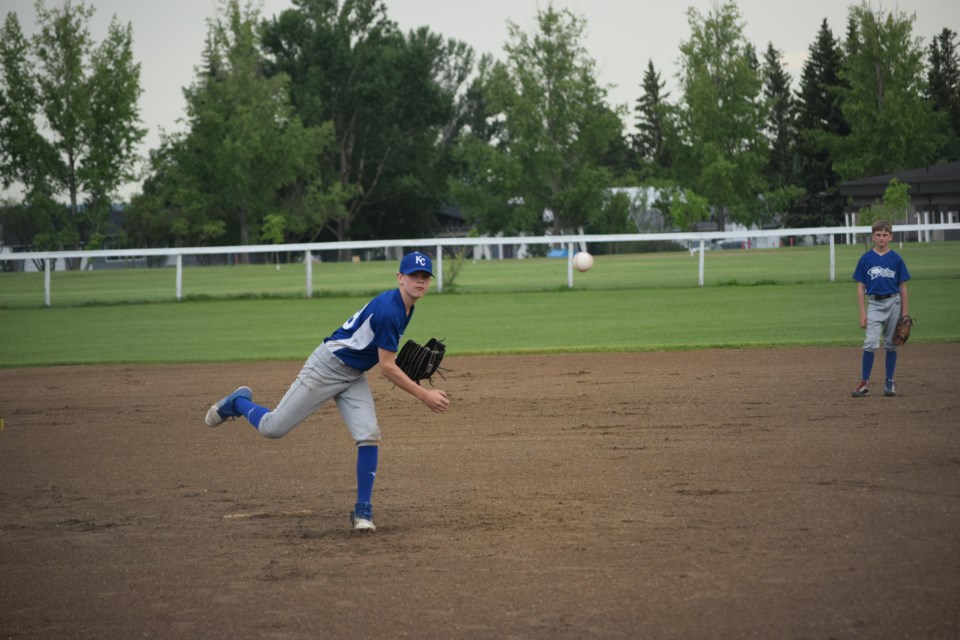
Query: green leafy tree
597 123 636 181
673 2 768 231
449 54 506 149
81 16 144 242
147 0 323 249
452 6 622 236
128 136 227 250
354 26 472 241
793 19 849 227
33 0 95 227
448 60 525 234
0 14 58 202
261 0 469 245
632 59 673 179
34 1 145 247
833 2 943 179
668 187 710 232
1 2 145 253
0 13 63 256
927 28 960 161
588 190 633 239
261 212 286 268
855 178 911 247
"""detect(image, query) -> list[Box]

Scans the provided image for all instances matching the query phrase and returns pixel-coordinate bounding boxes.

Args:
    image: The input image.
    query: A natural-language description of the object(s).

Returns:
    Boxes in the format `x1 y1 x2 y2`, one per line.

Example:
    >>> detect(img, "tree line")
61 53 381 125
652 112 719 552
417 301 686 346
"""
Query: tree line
1 0 958 260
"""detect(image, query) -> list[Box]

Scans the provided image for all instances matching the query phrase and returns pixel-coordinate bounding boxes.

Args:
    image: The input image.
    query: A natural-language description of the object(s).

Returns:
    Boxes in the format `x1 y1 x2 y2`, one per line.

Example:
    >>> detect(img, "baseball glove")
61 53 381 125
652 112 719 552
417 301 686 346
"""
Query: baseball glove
395 338 446 385
893 315 913 346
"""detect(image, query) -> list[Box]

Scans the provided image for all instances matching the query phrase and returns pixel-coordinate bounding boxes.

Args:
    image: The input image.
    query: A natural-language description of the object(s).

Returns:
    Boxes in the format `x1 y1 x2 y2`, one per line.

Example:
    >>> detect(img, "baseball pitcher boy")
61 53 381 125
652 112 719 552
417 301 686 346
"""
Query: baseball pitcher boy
204 252 450 532
851 220 911 398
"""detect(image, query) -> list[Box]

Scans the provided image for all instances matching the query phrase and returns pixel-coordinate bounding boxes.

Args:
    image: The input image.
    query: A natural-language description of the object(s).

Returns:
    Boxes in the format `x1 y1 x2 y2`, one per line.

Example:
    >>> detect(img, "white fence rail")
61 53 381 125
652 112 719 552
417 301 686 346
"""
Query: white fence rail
3 223 958 307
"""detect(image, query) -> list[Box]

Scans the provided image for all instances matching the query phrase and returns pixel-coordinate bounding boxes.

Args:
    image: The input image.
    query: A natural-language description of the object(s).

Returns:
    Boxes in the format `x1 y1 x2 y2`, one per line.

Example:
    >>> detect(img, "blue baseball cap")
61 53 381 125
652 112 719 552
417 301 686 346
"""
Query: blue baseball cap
399 252 433 276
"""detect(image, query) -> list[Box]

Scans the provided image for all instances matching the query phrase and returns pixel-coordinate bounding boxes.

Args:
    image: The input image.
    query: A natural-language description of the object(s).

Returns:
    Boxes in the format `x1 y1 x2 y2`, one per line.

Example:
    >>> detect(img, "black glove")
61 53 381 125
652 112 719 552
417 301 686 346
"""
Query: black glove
395 338 447 385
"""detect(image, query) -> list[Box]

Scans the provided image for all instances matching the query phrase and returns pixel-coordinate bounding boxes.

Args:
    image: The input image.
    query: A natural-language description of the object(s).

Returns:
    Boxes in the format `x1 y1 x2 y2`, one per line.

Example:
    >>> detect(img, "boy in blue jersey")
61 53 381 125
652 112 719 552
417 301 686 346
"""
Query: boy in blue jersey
851 220 910 398
204 251 450 532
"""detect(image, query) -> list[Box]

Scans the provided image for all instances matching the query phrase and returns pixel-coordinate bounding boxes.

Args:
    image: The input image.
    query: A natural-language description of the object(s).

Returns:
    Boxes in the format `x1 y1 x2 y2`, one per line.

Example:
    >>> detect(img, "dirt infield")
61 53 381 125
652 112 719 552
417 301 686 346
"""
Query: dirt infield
2 346 959 639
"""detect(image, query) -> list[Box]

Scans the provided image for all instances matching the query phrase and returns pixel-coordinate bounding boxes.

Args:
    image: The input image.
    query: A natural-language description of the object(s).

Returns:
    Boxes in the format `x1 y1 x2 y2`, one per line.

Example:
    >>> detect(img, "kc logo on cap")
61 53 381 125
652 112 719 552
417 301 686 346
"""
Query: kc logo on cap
400 252 433 276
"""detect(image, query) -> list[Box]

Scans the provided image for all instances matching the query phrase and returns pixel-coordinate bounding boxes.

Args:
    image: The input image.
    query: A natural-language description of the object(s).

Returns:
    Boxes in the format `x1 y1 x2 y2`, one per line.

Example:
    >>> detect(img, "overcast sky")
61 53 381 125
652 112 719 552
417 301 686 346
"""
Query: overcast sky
3 0 959 198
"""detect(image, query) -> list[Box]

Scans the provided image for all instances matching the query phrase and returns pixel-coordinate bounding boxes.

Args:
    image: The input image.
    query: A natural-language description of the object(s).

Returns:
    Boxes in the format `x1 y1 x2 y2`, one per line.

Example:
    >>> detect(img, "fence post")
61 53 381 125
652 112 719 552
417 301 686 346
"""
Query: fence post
305 250 313 299
698 239 705 287
829 235 836 282
435 244 443 294
567 242 574 288
44 258 52 307
176 255 183 301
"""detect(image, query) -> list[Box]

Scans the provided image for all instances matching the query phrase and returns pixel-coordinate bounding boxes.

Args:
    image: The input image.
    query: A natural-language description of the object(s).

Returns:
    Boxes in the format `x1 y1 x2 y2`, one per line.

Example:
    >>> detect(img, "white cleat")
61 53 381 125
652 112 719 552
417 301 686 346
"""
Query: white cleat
351 514 376 532
350 503 376 532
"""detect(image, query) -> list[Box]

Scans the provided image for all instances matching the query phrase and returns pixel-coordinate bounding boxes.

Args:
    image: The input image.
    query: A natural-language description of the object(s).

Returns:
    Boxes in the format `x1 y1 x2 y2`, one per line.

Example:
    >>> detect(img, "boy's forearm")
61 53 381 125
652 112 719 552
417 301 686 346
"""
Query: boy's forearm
379 360 428 401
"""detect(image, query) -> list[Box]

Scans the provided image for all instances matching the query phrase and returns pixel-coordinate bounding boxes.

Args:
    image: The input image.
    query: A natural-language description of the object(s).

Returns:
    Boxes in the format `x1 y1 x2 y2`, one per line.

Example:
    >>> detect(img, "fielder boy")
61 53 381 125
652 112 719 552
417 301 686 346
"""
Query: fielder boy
851 220 910 397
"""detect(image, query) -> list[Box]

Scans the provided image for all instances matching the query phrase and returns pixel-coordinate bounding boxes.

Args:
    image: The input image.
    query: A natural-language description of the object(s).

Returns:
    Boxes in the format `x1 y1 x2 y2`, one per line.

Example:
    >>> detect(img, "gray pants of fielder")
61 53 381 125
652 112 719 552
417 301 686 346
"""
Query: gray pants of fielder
863 294 901 352
257 344 382 446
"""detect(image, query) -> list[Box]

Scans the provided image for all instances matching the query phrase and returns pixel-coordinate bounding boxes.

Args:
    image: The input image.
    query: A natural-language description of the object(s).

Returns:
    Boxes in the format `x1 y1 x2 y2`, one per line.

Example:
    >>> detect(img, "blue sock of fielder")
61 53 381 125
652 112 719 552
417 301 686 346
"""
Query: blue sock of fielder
885 350 897 381
233 396 269 428
861 350 875 381
356 445 378 508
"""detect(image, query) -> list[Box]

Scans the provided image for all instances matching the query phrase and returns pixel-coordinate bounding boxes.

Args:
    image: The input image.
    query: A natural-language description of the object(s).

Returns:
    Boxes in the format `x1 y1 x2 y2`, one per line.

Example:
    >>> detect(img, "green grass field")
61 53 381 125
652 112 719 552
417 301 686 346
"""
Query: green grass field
3 242 959 307
1 242 958 367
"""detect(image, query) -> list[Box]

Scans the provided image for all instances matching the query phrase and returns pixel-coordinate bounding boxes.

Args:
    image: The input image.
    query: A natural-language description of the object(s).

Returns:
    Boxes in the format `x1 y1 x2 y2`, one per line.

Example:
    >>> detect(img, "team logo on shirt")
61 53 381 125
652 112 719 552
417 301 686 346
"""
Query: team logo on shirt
867 266 896 280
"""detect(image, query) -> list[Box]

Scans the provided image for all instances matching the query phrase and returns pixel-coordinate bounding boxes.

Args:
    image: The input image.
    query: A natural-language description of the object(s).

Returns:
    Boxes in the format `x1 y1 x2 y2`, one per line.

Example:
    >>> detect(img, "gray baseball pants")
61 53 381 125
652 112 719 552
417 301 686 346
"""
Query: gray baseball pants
863 294 901 352
257 344 382 446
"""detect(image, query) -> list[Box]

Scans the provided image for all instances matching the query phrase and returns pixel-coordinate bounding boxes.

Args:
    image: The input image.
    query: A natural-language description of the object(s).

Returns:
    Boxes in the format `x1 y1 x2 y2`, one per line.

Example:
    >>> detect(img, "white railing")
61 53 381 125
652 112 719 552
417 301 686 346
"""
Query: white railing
2 223 958 306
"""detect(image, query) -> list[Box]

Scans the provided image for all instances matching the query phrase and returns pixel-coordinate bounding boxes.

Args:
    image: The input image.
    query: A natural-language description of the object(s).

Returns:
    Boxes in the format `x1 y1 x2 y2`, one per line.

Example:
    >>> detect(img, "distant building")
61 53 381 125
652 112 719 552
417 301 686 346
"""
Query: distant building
840 161 960 240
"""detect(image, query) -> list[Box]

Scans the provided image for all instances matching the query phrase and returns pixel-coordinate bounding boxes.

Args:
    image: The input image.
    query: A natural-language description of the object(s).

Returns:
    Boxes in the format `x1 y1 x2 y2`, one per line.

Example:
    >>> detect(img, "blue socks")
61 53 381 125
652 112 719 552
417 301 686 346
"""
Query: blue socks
861 350 898 382
356 445 379 506
233 397 269 428
861 350 875 381
885 350 897 381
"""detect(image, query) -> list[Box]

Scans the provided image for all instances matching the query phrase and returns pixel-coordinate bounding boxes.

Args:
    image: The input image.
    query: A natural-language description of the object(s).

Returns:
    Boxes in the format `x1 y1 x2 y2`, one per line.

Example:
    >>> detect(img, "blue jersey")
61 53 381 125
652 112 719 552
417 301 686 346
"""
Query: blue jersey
852 249 910 296
323 289 412 371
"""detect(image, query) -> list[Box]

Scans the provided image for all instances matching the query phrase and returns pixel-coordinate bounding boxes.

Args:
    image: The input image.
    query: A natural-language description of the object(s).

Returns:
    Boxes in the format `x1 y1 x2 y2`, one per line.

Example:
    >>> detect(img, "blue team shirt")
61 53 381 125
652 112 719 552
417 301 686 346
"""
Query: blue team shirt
852 249 910 296
323 289 412 371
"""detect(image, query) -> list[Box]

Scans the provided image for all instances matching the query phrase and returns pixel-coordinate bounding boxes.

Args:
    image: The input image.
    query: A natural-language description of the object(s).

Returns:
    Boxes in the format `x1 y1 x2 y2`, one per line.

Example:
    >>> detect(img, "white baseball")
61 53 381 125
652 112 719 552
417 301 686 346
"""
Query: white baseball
573 251 593 272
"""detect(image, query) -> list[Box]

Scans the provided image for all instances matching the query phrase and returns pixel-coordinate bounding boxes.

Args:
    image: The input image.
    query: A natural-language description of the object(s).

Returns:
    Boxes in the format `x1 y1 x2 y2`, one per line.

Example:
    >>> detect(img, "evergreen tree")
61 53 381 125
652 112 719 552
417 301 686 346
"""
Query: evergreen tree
927 28 960 160
793 19 848 226
761 43 796 188
632 59 672 178
760 43 804 223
